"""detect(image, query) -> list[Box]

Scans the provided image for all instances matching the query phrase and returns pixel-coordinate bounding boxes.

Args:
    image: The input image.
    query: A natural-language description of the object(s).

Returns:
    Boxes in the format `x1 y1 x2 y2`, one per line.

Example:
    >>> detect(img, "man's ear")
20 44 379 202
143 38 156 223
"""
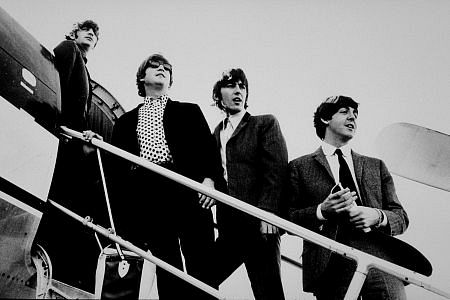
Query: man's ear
320 118 329 125
213 92 222 103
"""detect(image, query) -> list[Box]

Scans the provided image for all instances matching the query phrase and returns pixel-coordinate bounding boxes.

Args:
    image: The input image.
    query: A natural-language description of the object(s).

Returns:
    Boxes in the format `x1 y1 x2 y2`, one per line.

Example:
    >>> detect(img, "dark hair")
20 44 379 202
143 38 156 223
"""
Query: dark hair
66 20 100 45
136 54 173 97
212 68 249 111
313 95 359 139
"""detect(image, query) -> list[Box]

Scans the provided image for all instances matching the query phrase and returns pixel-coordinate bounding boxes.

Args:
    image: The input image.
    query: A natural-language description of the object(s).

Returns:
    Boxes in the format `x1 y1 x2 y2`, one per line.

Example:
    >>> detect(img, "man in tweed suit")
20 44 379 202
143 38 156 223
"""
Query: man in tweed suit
212 68 288 300
288 95 409 299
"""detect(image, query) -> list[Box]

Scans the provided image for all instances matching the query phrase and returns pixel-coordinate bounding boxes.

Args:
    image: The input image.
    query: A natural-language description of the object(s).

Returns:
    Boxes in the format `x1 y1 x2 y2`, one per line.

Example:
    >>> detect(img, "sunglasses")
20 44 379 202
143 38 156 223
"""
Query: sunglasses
147 60 172 72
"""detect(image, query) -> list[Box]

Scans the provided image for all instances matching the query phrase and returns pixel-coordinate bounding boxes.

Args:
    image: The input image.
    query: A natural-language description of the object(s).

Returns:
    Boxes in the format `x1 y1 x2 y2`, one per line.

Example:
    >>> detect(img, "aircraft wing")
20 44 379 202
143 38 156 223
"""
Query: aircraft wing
375 122 450 192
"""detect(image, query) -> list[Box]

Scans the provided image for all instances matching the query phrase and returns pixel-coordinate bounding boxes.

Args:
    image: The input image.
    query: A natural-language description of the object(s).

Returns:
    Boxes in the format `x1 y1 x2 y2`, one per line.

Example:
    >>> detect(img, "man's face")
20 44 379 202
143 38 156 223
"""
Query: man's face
75 27 98 51
219 80 247 115
143 60 172 89
326 106 358 142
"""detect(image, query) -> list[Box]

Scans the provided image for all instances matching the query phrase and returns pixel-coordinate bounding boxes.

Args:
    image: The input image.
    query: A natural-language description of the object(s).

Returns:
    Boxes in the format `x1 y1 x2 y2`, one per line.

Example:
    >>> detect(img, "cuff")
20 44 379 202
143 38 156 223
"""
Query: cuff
316 203 327 221
380 210 388 226
375 209 388 228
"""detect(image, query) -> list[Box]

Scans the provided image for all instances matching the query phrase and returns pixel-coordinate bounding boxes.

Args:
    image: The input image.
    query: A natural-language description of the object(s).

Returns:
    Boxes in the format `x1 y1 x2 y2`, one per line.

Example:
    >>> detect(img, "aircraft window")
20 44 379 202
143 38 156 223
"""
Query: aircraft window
21 68 36 94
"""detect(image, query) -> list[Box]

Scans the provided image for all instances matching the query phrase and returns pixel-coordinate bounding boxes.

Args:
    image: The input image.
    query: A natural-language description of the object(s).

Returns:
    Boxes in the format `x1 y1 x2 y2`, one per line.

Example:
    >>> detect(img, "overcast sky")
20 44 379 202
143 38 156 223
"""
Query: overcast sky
1 1 449 298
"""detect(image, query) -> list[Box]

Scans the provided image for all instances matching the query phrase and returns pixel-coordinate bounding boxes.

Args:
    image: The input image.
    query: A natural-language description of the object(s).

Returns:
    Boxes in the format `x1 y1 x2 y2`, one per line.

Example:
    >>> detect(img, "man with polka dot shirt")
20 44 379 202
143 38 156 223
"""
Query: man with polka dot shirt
109 53 222 300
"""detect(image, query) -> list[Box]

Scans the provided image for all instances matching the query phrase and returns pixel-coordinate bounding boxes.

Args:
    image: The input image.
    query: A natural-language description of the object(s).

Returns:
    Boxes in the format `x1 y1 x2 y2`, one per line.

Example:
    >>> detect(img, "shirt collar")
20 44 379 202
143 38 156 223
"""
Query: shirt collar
226 110 246 130
321 141 352 158
144 94 169 106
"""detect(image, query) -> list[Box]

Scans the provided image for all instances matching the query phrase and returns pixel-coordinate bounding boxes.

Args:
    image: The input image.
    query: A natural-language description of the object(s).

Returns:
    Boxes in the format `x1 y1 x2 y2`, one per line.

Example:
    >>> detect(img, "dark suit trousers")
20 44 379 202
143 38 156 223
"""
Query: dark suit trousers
112 166 217 300
37 141 103 293
213 227 285 300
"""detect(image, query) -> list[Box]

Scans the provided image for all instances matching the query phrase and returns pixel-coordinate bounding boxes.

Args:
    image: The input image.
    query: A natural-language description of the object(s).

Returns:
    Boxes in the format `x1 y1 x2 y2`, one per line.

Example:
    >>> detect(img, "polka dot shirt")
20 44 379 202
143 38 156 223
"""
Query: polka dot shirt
136 95 173 164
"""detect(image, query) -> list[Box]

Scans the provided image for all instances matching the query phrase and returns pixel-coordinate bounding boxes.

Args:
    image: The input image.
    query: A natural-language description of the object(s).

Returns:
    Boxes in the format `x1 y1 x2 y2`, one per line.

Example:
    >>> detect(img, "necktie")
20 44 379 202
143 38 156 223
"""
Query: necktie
335 149 362 205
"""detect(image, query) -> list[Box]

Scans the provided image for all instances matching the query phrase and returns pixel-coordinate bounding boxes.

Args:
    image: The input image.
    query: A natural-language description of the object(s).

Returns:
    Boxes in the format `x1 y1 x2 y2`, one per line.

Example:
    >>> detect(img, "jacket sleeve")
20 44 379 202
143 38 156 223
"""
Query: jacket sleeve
287 159 325 231
104 112 136 186
53 41 76 93
189 104 224 185
256 115 289 214
53 40 89 131
378 160 409 236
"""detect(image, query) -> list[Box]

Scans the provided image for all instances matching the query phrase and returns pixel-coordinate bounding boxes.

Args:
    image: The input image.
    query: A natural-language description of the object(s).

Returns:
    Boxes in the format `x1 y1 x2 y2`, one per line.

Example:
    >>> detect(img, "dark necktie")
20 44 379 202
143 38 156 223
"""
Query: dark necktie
223 117 233 141
335 148 362 205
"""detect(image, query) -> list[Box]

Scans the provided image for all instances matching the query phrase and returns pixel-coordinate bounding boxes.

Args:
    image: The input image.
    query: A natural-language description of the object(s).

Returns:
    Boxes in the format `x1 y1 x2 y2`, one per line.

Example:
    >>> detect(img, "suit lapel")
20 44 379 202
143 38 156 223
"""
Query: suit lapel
313 147 334 181
213 119 224 148
313 148 338 238
229 111 250 141
162 99 176 151
351 150 366 204
162 98 172 129
129 105 141 155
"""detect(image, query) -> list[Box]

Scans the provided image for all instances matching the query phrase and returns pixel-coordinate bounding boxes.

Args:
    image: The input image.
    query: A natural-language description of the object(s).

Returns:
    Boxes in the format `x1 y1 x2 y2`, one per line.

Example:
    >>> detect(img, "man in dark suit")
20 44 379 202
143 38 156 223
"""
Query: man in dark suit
288 95 409 299
109 53 222 299
37 20 102 292
211 68 288 300
54 20 98 134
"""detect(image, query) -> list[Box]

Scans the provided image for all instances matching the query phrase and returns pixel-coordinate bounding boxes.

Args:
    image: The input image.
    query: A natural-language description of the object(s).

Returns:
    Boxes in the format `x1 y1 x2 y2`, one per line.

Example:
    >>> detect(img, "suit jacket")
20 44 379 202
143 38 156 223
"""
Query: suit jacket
108 99 222 258
50 40 95 205
111 99 222 185
288 147 409 292
53 40 92 132
213 112 288 234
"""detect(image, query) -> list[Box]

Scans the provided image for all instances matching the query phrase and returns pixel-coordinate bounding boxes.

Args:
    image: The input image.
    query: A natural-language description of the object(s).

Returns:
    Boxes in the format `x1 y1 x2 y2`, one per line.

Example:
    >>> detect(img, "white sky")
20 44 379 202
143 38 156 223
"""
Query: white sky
1 1 449 298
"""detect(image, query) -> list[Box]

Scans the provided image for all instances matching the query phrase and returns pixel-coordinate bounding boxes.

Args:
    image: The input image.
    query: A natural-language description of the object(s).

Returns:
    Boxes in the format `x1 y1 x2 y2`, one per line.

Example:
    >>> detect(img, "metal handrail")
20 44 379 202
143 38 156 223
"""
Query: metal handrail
60 126 450 300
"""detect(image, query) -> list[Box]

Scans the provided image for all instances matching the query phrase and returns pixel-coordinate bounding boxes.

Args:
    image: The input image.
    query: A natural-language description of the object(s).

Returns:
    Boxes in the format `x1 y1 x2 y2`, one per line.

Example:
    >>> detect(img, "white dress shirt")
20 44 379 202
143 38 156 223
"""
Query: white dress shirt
136 95 173 164
219 110 246 182
321 141 360 196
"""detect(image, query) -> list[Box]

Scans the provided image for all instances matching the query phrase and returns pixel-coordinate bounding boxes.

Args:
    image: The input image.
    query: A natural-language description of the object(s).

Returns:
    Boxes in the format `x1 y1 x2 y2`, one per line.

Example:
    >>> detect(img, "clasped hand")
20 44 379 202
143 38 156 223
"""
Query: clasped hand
321 188 379 231
348 206 380 230
321 188 357 219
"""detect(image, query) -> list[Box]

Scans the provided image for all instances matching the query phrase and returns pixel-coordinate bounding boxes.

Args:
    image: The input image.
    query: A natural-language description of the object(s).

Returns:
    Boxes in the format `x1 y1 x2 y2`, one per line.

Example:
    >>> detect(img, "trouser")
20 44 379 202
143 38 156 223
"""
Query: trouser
213 228 285 300
36 141 103 293
113 166 217 300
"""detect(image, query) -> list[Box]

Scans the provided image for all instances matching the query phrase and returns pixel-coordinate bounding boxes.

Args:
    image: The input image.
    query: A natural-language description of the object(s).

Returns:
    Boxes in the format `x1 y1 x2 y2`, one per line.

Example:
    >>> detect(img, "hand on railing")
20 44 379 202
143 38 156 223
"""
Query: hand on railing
82 130 103 141
198 178 216 209
260 219 279 237
81 129 103 156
